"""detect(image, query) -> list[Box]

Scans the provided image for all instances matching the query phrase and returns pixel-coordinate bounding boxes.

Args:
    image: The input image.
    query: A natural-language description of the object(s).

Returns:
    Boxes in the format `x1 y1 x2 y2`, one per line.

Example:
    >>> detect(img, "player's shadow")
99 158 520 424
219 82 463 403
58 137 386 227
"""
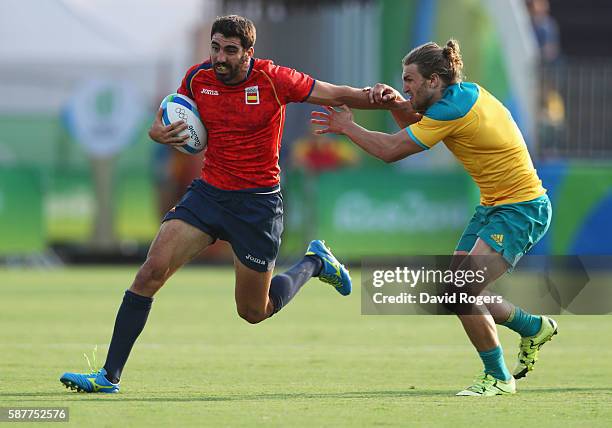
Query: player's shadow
0 389 438 402
2 387 612 402
121 389 445 402
517 387 612 395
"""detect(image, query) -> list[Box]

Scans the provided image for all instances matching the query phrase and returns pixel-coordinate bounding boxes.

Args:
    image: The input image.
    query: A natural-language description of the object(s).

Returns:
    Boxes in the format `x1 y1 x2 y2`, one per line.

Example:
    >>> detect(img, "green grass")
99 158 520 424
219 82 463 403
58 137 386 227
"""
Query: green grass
1 267 611 427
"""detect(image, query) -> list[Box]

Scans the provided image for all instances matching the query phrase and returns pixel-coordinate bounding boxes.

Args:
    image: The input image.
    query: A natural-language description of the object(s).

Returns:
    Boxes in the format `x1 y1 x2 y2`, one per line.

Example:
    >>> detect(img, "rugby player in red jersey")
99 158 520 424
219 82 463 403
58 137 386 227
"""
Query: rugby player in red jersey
59 14 410 393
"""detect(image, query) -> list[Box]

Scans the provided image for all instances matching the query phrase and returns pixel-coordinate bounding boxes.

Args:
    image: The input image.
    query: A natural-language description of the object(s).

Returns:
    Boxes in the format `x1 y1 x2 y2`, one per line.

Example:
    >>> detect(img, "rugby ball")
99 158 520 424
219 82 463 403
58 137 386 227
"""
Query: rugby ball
160 93 207 154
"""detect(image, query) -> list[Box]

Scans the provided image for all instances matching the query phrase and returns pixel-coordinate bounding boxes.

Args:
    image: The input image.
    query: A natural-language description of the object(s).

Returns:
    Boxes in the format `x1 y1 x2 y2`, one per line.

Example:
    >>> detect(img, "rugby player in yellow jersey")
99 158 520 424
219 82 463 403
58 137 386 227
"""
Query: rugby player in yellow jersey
311 40 557 396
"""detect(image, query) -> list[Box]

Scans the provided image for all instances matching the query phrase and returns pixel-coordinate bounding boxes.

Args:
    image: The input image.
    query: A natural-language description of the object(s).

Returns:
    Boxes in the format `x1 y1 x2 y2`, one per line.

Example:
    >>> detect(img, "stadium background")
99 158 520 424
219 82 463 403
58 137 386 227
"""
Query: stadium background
2 0 610 263
2 1 612 426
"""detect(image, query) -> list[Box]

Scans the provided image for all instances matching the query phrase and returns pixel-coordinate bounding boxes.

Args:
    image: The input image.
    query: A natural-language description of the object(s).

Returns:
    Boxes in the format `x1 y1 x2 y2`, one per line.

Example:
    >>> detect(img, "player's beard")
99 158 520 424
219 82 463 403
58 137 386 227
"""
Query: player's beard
214 54 250 84
410 83 434 113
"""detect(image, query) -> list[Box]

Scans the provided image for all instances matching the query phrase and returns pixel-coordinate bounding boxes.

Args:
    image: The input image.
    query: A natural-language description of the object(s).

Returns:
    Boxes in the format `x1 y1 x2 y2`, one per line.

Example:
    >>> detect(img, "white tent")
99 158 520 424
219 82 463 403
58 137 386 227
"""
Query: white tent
0 0 218 112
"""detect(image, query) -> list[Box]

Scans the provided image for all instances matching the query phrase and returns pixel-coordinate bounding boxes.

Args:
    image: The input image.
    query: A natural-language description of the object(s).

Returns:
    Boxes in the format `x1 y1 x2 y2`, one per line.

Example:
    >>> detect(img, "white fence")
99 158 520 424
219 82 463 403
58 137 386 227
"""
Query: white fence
538 61 612 159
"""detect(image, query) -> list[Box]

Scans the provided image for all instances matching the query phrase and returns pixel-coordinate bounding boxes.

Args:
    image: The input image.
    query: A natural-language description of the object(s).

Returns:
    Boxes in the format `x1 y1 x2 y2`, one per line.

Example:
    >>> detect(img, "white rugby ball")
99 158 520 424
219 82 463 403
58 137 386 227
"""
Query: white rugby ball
160 93 207 154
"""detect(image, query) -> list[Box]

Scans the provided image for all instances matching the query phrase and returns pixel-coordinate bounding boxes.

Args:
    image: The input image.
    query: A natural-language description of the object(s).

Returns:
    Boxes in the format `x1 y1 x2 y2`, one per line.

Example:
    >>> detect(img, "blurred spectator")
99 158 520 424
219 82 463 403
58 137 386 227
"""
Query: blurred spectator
527 0 565 149
287 131 359 250
291 131 359 174
152 144 203 218
526 0 561 65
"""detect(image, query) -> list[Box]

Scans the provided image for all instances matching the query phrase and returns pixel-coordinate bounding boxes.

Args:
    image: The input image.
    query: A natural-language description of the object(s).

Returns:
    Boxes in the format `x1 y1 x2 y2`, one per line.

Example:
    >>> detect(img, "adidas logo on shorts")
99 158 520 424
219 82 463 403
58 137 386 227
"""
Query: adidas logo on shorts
490 234 504 246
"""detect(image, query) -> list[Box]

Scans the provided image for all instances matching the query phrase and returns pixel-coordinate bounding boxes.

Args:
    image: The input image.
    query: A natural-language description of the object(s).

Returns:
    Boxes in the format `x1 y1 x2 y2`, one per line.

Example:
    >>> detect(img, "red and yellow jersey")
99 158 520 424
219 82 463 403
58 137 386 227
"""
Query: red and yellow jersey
406 83 546 206
178 58 315 190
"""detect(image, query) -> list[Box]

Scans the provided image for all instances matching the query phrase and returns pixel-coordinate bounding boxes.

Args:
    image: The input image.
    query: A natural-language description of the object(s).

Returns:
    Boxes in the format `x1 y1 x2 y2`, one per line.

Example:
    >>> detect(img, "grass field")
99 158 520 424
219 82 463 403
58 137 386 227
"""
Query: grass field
1 266 611 427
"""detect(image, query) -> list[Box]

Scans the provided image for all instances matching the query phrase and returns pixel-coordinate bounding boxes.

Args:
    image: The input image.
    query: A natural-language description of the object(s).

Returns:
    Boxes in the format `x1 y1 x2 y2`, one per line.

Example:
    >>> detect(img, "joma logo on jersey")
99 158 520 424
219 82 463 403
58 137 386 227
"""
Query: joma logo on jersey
201 88 219 96
245 86 260 105
245 254 266 265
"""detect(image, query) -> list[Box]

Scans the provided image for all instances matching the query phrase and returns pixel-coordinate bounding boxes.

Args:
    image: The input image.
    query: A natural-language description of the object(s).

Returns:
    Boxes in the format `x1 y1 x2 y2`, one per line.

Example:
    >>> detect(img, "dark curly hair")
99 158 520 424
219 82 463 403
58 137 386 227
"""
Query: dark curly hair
211 15 256 50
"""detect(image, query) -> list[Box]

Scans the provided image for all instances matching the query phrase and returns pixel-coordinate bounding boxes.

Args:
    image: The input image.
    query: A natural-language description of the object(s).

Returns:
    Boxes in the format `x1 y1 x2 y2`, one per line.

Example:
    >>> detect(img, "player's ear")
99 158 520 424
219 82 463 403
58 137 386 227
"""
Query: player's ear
246 46 254 58
430 73 440 89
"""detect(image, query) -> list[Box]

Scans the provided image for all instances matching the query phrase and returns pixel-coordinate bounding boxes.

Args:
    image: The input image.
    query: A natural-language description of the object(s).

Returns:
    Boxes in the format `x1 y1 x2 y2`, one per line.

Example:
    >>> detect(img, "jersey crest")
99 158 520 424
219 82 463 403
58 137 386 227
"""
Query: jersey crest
245 86 260 105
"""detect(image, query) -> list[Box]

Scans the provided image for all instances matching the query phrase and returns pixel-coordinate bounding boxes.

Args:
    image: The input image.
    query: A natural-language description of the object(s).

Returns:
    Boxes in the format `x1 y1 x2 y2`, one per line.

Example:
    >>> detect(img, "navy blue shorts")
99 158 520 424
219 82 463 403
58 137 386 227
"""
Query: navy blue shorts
163 179 283 272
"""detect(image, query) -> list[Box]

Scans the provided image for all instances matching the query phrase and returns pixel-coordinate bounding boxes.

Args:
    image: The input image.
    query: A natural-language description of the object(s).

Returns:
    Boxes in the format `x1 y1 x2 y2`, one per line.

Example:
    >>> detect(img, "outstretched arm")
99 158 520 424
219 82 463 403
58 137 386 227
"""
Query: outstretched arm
311 105 424 163
306 80 407 110
366 83 422 128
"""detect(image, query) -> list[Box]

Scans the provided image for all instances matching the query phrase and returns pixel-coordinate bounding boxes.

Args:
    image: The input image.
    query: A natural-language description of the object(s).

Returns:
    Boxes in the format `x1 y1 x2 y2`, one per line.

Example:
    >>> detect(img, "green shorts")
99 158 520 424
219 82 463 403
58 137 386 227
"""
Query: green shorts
455 194 552 268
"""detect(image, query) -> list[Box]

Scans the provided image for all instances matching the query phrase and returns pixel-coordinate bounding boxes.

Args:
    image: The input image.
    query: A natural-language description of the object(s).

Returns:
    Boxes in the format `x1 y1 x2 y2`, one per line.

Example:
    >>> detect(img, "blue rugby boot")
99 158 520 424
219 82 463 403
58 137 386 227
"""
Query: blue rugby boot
306 240 352 296
60 368 119 393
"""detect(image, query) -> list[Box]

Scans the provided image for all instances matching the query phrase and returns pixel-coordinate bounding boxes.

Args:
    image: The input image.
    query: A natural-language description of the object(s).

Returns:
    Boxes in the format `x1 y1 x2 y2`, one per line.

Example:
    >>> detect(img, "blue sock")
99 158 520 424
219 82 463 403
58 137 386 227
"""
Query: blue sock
479 345 511 381
268 255 322 315
104 290 153 383
502 307 542 337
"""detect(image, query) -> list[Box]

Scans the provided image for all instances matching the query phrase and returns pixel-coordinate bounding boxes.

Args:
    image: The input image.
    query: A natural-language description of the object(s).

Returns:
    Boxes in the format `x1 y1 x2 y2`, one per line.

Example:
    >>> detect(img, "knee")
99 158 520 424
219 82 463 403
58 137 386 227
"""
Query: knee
443 294 479 316
439 285 461 314
236 306 268 324
132 259 170 294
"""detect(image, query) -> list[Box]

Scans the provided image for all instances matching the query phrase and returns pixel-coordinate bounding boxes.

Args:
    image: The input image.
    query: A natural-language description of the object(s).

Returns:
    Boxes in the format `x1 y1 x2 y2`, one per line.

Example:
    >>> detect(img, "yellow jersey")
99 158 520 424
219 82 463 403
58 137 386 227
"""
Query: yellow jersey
406 82 545 206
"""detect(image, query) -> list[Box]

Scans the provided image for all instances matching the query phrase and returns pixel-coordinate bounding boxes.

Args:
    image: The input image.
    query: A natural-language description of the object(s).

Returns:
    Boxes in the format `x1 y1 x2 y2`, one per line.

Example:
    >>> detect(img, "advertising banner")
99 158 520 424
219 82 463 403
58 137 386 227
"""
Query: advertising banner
0 167 44 254
310 169 480 257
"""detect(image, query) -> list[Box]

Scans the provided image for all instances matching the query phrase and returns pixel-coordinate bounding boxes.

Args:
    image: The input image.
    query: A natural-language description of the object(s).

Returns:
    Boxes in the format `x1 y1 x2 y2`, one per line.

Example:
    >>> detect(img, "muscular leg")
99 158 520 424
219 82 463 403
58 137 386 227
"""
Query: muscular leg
450 239 514 383
451 239 509 352
130 219 214 297
233 254 322 324
104 220 214 382
453 244 541 337
233 256 275 324
451 248 513 325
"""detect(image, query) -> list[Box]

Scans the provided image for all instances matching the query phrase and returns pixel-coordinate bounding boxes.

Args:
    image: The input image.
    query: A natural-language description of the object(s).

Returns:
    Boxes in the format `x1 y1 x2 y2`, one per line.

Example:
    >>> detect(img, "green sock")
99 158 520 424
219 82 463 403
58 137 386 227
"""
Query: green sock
478 345 511 381
502 307 542 337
